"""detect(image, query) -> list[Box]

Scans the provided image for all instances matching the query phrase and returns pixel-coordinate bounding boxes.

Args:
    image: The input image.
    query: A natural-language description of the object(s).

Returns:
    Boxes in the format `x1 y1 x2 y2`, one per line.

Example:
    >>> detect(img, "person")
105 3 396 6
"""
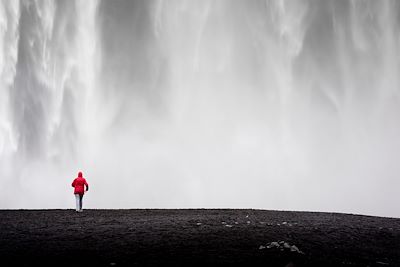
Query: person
71 171 89 212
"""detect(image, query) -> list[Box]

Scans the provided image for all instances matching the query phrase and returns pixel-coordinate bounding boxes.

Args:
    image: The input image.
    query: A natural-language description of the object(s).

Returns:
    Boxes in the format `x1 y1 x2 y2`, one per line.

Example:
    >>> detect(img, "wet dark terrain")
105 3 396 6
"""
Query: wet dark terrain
0 209 399 266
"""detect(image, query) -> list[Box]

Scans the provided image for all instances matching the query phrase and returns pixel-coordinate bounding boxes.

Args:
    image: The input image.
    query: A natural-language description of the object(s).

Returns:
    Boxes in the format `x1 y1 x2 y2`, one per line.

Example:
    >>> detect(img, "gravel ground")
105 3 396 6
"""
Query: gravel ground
0 209 399 266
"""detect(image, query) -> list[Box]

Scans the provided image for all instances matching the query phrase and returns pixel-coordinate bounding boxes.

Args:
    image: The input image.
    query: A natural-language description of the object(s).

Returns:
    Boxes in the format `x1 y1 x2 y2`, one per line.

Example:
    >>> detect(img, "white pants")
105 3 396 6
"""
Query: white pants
75 194 83 211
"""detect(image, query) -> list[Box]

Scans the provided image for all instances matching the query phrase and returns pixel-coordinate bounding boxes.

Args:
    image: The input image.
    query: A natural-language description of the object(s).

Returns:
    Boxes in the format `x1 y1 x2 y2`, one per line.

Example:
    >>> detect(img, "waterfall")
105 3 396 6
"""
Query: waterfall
0 0 100 207
0 0 399 217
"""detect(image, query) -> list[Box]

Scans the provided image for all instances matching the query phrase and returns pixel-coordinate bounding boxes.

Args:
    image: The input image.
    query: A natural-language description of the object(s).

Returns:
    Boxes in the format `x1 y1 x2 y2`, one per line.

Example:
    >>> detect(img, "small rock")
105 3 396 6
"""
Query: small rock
290 245 304 254
196 222 202 226
222 221 226 224
283 242 291 249
290 245 300 253
282 222 287 225
225 224 233 228
247 221 251 224
259 245 266 250
263 241 304 255
267 241 280 248
234 221 239 224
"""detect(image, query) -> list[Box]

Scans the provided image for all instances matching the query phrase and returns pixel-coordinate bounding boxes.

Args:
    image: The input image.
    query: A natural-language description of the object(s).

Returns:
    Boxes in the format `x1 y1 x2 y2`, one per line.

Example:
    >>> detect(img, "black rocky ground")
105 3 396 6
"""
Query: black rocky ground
0 209 399 266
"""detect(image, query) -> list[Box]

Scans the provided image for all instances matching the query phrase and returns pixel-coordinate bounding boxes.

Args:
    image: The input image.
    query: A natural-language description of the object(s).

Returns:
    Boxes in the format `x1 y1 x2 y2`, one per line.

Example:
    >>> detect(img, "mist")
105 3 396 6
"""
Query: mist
1 0 400 218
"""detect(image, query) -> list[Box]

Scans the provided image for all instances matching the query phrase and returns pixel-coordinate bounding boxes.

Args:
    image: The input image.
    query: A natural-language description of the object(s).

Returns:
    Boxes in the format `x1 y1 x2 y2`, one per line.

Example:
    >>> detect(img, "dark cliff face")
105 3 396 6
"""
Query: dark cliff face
0 209 399 267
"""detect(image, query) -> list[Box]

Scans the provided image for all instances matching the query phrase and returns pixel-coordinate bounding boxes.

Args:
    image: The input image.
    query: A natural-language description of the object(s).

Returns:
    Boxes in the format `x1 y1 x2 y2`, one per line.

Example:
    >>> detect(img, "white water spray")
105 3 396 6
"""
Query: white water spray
0 0 399 217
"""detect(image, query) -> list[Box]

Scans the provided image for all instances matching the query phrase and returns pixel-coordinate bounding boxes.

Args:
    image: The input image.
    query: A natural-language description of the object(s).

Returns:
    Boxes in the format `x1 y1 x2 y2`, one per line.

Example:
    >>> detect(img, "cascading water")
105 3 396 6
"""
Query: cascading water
1 0 399 217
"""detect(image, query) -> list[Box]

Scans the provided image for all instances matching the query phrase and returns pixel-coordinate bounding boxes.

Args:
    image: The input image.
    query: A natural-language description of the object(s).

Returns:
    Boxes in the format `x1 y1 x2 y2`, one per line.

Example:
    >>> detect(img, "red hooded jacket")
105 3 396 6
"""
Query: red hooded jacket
72 172 89 195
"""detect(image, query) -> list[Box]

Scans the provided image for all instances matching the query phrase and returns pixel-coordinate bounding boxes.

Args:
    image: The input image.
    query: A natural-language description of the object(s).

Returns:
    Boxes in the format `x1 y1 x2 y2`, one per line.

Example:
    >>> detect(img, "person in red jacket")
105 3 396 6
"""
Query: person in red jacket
71 171 89 212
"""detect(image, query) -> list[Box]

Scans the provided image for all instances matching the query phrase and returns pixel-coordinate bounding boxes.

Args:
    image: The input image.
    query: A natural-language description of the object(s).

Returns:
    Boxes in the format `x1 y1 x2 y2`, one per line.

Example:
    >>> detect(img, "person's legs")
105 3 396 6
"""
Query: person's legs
79 194 83 211
75 194 80 211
